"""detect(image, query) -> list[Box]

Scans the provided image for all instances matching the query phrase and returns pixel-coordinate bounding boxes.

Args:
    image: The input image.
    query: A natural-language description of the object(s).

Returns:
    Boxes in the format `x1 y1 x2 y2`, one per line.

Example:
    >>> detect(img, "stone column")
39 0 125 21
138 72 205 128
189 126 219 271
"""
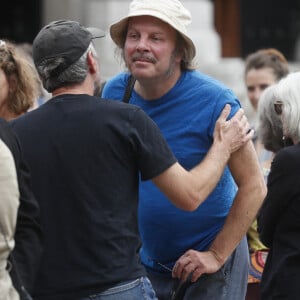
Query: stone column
182 0 221 66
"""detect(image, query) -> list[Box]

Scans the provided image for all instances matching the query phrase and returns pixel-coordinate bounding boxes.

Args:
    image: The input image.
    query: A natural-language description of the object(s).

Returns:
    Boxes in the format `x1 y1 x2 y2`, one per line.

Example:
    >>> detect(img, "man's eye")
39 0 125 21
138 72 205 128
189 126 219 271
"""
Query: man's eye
128 33 138 39
152 36 161 41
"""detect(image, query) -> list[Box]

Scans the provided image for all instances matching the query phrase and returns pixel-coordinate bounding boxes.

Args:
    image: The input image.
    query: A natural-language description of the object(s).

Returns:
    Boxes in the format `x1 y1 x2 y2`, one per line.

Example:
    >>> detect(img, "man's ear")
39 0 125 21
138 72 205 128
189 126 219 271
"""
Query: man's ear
87 51 98 74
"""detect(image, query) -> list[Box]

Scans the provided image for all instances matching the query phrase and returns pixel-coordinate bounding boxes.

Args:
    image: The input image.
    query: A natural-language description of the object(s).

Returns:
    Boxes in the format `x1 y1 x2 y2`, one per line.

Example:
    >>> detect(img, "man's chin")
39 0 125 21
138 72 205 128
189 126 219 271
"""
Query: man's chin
130 69 154 79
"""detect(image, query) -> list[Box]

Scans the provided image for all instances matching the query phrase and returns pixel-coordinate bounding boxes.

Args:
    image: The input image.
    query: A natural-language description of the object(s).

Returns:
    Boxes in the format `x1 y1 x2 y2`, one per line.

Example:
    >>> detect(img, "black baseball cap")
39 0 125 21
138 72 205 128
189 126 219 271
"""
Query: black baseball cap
32 20 105 77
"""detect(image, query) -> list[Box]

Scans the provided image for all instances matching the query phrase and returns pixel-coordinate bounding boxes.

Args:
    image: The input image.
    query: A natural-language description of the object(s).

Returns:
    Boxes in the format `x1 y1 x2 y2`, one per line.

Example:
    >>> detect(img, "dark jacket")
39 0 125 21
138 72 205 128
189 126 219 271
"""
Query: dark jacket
258 143 300 299
0 118 43 297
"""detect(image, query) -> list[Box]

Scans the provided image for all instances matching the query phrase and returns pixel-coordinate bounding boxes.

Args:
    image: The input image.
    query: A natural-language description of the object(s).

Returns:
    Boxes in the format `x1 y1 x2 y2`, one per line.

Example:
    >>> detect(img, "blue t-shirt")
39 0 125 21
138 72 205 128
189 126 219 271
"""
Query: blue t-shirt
102 70 241 274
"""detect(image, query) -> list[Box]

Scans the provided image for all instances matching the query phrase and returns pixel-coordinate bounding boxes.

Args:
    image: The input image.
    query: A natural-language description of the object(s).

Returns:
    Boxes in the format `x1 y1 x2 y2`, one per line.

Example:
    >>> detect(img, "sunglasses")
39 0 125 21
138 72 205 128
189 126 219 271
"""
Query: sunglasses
274 100 283 115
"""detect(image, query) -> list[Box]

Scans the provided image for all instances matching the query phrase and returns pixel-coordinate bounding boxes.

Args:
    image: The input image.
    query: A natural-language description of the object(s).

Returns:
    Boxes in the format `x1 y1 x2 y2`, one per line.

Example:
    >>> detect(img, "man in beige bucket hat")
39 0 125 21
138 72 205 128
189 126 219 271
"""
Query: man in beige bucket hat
102 0 266 299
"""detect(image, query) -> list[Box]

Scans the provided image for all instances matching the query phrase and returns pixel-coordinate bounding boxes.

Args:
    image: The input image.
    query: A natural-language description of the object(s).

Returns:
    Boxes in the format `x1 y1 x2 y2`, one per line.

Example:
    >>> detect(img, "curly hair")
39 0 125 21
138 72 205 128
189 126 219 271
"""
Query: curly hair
0 40 39 116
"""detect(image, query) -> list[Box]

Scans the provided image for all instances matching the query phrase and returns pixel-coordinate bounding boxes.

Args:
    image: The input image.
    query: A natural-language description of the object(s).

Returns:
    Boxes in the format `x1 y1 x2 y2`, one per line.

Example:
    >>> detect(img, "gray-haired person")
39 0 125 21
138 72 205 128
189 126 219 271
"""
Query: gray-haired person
258 71 300 300
11 19 253 300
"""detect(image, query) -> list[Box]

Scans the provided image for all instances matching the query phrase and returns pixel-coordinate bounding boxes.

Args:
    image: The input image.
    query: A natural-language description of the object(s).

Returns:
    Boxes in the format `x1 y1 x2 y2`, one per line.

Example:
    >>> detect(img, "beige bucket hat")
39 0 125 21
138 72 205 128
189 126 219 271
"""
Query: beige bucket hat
110 0 196 61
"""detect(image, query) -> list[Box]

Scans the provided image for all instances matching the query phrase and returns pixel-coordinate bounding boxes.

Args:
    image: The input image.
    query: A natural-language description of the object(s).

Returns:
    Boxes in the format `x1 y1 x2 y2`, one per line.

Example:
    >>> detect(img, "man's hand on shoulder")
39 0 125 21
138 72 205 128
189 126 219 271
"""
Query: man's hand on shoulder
214 104 254 155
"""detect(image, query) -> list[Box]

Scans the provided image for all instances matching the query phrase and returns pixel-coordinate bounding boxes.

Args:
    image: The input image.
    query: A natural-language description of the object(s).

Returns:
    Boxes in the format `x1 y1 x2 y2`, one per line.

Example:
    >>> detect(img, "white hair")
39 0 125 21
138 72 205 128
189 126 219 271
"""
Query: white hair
275 71 300 141
257 84 284 152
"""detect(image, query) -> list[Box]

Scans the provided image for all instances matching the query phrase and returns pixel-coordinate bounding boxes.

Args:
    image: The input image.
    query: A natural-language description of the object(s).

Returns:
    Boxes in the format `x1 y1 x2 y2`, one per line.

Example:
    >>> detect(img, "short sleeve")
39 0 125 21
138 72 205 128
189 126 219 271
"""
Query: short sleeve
128 108 177 180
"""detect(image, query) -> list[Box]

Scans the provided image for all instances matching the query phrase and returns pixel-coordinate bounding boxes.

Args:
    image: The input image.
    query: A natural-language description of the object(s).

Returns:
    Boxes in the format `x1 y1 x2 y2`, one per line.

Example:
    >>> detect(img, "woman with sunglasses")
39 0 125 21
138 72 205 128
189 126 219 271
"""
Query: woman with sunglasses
258 71 300 299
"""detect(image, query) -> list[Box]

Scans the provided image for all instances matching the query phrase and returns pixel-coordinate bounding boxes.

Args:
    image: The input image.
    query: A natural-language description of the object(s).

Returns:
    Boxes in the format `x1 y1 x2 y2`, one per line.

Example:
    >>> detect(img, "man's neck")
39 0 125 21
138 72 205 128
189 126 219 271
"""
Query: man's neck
52 77 94 97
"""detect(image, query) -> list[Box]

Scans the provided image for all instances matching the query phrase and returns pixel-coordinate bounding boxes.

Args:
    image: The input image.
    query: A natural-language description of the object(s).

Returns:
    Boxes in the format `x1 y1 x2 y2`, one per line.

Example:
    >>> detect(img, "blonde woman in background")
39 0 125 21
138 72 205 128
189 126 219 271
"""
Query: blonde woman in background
0 39 43 297
0 138 19 300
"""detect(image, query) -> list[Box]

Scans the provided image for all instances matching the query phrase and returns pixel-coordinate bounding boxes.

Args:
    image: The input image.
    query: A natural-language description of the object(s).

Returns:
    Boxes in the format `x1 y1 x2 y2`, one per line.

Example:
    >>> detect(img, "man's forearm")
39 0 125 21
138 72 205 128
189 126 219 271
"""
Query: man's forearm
209 140 267 264
209 183 266 265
